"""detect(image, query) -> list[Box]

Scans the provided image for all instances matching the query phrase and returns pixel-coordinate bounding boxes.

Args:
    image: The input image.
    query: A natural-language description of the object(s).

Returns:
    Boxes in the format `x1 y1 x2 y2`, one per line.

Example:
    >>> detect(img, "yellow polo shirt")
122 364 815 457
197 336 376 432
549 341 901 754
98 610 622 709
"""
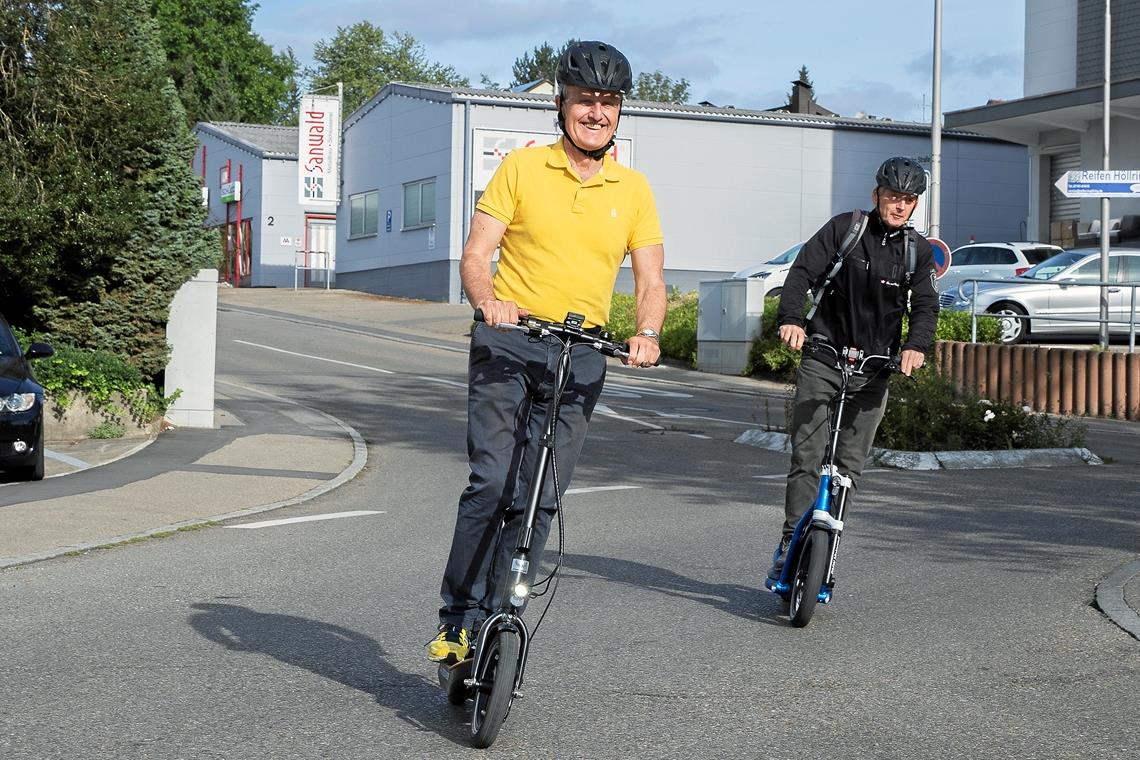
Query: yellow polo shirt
476 138 663 328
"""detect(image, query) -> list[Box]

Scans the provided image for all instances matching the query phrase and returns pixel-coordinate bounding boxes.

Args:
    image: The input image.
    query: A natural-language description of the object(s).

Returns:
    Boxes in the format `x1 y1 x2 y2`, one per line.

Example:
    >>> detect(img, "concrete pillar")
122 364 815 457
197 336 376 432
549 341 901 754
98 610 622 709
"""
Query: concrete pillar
164 269 218 428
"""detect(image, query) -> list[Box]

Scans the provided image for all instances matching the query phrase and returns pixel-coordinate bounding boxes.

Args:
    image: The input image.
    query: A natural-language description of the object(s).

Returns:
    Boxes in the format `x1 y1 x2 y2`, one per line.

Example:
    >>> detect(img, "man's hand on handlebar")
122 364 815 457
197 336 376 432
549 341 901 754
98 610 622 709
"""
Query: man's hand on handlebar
477 299 528 329
624 335 661 369
779 324 806 351
898 349 925 376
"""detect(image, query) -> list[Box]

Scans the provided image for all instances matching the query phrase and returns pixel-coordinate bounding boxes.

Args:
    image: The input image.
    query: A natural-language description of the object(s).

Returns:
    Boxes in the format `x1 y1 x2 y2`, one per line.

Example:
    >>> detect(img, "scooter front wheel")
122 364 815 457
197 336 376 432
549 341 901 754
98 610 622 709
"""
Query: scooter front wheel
789 529 827 627
470 628 520 748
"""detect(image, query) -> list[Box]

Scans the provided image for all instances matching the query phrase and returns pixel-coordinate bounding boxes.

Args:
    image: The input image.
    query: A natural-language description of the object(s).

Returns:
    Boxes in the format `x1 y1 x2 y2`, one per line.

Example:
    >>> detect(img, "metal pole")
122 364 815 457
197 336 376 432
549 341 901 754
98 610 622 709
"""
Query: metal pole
930 0 943 239
1099 0 1111 348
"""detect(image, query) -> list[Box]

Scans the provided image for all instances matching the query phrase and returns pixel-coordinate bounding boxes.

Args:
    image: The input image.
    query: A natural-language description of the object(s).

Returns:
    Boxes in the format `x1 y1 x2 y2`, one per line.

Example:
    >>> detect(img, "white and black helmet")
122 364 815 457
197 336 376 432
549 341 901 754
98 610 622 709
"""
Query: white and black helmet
876 156 928 195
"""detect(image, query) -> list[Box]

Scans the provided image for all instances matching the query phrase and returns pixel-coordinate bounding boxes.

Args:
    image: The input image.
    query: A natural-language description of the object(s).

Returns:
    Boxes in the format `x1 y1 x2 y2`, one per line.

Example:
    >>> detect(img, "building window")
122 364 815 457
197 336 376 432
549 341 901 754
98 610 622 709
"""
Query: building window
403 178 436 229
349 190 378 238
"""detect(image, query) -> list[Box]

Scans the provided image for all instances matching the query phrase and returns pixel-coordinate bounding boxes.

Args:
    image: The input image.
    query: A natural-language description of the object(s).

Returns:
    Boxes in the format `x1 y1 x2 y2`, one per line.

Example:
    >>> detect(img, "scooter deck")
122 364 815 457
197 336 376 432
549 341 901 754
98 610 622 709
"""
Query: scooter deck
437 656 475 704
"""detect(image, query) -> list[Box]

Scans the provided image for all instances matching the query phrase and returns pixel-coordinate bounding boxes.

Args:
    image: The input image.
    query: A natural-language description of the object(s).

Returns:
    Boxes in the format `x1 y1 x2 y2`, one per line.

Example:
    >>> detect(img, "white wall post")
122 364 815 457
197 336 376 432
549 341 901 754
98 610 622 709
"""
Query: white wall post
164 269 218 428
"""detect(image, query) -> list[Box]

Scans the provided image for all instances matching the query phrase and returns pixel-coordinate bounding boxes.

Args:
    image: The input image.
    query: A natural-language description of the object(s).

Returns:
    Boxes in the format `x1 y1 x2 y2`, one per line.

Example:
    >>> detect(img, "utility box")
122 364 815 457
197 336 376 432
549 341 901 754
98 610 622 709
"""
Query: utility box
697 278 765 374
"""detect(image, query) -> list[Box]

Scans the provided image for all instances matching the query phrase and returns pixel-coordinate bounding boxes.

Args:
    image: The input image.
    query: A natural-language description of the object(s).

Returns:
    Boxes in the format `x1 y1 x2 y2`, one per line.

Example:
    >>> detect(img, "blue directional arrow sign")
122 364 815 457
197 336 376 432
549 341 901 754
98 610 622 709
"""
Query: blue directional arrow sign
1054 170 1140 198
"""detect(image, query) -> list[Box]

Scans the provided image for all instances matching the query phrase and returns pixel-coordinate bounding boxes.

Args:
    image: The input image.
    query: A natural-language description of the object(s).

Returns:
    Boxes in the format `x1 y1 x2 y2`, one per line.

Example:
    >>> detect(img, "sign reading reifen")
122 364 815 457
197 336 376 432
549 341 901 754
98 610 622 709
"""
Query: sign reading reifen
1053 170 1140 198
298 94 341 208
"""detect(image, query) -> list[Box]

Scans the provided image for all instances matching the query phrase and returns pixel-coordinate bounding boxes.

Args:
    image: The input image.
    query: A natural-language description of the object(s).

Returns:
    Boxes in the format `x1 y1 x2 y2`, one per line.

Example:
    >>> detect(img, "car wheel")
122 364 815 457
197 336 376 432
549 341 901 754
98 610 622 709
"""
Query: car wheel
988 303 1029 345
766 287 783 299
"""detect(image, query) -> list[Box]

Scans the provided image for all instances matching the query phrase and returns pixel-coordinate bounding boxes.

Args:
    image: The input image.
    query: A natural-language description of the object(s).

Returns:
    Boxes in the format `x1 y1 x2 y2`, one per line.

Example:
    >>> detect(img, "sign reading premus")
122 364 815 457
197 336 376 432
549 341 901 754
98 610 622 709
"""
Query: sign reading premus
298 94 341 208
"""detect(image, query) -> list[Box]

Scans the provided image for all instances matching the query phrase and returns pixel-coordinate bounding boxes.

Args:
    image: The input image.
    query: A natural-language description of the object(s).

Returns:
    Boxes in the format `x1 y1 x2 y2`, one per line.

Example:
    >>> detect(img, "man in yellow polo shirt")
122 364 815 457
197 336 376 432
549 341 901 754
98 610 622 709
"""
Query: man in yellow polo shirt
428 40 666 662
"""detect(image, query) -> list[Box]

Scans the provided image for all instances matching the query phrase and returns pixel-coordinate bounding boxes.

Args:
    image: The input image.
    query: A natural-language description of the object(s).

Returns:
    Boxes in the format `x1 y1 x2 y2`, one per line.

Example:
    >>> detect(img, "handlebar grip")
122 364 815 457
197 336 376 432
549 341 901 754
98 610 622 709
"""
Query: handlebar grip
473 308 485 323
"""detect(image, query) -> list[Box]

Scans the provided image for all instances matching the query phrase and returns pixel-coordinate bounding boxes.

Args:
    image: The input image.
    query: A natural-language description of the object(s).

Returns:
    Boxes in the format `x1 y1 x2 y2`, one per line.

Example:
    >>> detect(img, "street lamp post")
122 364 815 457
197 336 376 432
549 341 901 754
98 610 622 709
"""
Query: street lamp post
930 0 942 239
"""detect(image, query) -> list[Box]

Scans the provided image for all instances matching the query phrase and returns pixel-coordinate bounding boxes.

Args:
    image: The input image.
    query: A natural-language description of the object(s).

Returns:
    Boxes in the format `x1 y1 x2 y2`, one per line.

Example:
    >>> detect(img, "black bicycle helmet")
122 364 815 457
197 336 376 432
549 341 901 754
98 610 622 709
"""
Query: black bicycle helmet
556 40 633 95
875 156 928 195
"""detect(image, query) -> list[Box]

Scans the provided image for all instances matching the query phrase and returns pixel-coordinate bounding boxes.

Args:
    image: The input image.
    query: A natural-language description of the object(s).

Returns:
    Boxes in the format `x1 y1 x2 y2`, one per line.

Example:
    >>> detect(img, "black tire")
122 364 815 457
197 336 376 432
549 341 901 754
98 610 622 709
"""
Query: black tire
988 302 1029 345
470 629 520 749
789 529 827 627
767 287 783 299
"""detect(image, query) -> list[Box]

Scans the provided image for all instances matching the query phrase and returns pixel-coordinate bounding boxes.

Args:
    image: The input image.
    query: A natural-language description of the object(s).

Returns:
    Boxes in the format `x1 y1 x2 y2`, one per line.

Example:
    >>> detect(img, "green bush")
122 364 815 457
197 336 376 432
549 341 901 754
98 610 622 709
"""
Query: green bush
745 297 801 379
606 288 698 366
12 327 172 426
875 366 1086 451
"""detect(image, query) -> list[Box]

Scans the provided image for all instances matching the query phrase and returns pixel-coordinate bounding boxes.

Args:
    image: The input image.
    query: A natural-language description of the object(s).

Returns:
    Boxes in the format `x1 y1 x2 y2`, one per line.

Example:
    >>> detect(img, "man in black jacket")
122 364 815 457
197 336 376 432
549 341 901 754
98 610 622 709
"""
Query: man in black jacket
767 156 939 580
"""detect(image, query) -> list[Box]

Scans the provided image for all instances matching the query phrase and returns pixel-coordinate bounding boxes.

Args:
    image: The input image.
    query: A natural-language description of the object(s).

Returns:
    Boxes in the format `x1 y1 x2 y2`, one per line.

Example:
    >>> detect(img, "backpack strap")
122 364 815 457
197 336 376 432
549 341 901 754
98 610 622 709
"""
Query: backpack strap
806 210 868 321
904 228 917 284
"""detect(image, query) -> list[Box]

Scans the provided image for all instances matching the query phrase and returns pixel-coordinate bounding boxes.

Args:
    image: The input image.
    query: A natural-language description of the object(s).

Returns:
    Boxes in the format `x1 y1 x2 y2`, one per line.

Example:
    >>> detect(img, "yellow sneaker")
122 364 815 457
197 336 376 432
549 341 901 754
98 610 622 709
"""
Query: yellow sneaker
427 624 470 663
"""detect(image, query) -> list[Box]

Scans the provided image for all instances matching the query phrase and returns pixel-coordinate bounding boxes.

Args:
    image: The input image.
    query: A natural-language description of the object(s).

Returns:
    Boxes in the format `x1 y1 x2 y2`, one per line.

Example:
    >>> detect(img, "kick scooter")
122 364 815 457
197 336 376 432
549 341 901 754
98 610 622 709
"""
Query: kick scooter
438 310 635 748
765 340 899 627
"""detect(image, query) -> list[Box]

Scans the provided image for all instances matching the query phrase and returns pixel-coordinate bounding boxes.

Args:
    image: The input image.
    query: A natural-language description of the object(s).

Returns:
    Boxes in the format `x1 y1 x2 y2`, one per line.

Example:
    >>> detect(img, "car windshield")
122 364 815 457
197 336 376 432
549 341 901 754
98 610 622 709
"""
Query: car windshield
1019 251 1086 280
1022 247 1060 265
0 326 17 357
766 243 803 265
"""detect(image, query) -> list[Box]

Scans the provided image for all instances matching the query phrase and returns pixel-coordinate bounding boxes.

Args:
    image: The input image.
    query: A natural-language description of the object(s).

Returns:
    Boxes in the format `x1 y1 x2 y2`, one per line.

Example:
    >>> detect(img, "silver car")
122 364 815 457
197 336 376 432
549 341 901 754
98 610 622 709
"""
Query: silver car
731 242 804 298
943 248 1140 344
937 242 1062 293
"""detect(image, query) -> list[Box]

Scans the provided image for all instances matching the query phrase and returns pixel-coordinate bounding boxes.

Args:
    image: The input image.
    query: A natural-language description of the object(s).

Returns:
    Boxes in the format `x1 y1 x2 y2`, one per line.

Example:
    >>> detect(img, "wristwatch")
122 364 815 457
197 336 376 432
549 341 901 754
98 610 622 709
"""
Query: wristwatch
635 328 660 342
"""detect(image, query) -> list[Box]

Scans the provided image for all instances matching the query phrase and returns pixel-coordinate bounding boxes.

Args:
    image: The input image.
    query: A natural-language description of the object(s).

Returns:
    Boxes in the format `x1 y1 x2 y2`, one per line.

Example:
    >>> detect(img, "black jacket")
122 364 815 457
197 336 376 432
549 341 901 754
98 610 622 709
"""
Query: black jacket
777 210 940 357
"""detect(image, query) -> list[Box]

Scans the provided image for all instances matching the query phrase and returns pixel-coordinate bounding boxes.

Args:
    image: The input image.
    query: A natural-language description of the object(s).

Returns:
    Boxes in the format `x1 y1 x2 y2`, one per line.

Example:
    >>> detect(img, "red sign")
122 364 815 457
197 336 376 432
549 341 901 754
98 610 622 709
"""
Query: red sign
928 237 952 279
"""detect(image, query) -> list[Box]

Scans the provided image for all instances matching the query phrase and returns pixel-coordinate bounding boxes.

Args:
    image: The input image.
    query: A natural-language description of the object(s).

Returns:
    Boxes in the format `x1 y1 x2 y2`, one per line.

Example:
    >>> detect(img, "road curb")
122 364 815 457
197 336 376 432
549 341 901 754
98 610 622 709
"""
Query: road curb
1095 559 1140 641
0 385 368 570
734 429 1104 470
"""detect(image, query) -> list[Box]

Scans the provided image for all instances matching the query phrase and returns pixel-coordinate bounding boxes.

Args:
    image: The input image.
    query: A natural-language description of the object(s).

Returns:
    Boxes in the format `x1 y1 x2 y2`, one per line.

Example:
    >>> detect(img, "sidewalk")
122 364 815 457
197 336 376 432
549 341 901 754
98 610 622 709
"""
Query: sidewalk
1 287 1136 640
0 380 365 569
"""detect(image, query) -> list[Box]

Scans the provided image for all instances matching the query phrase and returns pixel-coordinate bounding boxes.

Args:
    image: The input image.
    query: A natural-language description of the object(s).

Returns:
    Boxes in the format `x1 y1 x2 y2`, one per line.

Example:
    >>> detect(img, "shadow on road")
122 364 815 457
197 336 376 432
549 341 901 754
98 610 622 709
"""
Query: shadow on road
187 602 471 745
559 553 789 625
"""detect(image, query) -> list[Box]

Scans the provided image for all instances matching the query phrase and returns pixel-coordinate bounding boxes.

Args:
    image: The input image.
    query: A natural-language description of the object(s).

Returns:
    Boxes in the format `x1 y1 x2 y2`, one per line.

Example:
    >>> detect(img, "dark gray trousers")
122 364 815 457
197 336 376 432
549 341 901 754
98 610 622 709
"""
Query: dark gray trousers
439 323 606 630
783 355 889 538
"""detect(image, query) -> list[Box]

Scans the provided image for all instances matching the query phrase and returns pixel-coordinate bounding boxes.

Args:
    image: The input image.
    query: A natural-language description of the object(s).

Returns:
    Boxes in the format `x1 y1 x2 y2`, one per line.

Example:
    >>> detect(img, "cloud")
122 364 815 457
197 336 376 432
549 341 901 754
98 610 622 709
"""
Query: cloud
908 50 1021 82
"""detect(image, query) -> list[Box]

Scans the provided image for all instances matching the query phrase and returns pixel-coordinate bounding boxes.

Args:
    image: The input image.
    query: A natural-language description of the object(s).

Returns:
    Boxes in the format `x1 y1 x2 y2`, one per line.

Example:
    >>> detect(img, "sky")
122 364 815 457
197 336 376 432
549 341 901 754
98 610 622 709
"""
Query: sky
252 0 1026 123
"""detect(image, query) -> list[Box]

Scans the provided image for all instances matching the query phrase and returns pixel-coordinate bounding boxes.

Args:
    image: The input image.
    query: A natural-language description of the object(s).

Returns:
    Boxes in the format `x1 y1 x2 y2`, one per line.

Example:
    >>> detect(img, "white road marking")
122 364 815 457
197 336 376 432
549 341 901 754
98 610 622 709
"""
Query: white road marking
601 382 693 399
225 510 384 529
688 434 712 439
564 485 642 495
414 375 468 388
233 340 395 374
751 468 890 480
593 404 665 430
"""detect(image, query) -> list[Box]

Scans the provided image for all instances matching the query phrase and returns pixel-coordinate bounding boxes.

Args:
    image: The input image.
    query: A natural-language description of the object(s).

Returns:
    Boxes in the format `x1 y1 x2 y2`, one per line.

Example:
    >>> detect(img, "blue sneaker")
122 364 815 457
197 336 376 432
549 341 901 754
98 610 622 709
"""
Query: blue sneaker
767 537 791 581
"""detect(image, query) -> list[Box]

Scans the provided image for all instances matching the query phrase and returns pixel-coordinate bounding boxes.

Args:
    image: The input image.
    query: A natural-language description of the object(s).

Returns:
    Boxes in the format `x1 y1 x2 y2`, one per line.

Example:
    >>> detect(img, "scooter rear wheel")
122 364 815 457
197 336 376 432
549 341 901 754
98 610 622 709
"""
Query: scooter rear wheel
470 629 520 748
789 529 827 627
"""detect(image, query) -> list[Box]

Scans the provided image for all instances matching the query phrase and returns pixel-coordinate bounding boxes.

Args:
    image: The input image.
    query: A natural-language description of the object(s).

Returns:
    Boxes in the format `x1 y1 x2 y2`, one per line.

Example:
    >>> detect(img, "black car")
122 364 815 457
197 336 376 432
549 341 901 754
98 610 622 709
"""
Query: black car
0 312 54 481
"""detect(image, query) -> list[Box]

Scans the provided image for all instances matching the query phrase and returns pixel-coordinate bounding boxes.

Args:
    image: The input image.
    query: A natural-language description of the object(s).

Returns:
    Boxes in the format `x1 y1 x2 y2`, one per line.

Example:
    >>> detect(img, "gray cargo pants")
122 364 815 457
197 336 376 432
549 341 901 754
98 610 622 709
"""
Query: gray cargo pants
783 354 889 538
439 322 607 630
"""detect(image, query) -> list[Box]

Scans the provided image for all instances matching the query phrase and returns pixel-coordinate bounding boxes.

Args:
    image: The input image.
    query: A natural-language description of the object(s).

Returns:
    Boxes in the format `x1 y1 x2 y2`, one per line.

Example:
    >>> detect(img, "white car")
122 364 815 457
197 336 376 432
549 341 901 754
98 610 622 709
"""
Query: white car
731 242 804 298
937 242 1062 294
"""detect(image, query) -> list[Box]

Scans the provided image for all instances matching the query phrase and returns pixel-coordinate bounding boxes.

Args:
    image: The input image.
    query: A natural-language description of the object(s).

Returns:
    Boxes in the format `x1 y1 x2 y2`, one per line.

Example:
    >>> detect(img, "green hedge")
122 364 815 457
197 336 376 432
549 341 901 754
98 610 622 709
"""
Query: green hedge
12 328 172 428
606 289 698 366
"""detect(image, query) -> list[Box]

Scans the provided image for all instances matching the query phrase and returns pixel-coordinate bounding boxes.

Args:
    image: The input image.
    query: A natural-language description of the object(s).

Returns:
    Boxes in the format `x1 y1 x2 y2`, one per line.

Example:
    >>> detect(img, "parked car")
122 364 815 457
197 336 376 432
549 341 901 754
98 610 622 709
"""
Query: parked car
0 312 54 481
730 242 804 298
937 242 1063 294
942 248 1140 344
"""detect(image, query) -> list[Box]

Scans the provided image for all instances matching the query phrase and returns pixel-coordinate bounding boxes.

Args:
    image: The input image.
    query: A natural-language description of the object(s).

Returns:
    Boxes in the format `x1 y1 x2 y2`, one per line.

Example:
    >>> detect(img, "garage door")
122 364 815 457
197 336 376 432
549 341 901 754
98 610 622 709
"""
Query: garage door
1049 149 1081 223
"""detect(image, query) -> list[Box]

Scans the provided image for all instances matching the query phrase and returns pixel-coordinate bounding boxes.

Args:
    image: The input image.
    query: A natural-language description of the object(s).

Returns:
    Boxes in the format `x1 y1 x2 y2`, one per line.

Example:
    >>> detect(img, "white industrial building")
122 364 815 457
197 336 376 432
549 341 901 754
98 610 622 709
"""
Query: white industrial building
193 122 338 289
336 83 1030 303
946 0 1140 248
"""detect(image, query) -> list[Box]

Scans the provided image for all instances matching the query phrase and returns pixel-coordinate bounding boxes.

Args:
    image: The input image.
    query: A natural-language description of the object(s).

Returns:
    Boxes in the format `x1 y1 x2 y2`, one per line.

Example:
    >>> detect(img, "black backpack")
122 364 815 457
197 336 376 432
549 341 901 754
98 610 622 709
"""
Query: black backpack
805 210 918 321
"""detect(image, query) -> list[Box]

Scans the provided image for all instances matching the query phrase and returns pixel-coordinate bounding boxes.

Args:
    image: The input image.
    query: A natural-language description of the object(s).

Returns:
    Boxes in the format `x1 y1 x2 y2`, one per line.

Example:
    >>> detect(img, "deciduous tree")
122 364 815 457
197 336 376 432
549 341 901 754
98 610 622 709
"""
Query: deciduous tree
0 0 215 379
148 0 297 124
307 22 468 115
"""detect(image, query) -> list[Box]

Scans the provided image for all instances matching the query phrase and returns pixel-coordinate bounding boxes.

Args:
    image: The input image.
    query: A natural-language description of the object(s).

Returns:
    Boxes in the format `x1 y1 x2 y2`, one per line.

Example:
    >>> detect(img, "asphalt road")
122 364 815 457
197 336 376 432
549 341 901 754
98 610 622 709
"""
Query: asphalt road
1 302 1137 759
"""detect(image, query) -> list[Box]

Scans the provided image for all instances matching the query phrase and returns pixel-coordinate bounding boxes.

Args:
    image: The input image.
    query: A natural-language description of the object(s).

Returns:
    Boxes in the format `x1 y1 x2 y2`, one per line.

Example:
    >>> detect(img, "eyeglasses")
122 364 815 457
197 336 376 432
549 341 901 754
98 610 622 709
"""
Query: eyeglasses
879 190 918 205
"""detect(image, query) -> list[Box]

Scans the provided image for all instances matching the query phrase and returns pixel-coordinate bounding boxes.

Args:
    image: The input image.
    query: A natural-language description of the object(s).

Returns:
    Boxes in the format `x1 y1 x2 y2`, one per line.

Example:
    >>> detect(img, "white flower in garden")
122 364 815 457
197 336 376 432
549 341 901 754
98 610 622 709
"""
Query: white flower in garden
983 410 996 422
